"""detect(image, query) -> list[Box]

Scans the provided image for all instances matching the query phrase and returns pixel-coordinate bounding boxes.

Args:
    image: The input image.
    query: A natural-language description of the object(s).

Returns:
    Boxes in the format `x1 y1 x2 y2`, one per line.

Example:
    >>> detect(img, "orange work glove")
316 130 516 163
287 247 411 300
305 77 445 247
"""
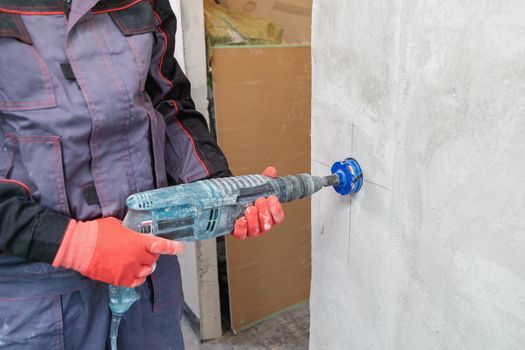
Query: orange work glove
52 217 184 287
232 166 285 240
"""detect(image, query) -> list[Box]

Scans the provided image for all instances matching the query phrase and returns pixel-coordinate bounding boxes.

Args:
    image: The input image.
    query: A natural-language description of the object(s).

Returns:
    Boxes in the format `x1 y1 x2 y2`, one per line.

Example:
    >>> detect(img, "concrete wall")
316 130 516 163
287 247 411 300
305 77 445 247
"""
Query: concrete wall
310 1 525 349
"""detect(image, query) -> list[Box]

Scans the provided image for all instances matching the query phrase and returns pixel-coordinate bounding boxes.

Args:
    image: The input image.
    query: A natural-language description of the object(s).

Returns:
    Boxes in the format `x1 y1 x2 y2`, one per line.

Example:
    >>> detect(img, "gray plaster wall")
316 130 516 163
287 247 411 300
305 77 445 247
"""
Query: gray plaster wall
310 1 525 349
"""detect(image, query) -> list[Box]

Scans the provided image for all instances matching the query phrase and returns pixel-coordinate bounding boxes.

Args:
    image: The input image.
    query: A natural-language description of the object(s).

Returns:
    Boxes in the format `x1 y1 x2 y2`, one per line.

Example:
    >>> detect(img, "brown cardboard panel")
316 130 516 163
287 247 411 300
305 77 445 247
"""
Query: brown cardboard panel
225 0 312 43
212 46 312 332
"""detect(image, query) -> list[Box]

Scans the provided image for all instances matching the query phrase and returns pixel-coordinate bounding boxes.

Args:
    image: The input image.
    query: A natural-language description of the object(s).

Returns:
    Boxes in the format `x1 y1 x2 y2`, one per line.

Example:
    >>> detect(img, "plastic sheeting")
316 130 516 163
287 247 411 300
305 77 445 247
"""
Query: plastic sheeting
204 0 283 46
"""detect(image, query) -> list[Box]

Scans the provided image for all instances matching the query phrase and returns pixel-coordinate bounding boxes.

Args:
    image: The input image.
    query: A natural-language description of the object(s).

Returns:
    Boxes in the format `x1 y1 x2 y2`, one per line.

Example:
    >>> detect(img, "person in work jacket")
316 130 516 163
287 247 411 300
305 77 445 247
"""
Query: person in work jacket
0 0 285 348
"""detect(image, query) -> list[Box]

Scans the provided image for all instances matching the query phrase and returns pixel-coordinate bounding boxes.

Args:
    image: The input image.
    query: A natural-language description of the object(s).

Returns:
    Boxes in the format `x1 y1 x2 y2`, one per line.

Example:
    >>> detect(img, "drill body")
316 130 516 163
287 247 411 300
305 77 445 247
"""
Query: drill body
109 174 326 318
122 174 324 242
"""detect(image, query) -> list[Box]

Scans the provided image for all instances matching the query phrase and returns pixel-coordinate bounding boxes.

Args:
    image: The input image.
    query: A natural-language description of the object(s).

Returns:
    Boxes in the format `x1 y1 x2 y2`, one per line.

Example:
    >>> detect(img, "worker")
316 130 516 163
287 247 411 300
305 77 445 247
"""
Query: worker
0 0 284 348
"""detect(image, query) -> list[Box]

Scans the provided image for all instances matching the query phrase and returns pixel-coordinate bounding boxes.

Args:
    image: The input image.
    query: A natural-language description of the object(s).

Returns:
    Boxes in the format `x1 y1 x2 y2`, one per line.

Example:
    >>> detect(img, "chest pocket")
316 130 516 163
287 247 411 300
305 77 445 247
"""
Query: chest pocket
106 0 157 90
0 13 56 111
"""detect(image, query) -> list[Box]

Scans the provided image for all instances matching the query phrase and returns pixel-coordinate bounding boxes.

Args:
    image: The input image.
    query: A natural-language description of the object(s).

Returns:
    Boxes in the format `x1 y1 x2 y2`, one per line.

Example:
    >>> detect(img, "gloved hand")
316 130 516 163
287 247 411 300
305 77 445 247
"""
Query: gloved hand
232 166 285 240
52 217 184 287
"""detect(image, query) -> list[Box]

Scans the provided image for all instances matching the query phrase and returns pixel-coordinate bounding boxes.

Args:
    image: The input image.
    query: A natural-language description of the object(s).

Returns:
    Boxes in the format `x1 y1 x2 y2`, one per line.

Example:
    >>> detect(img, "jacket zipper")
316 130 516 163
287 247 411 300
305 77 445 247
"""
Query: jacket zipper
64 0 72 19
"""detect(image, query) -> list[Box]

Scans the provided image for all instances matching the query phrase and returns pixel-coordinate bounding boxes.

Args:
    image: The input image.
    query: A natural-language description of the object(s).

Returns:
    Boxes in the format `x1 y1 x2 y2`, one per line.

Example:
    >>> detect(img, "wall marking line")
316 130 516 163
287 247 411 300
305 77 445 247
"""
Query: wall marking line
364 179 391 191
347 123 355 267
312 159 331 168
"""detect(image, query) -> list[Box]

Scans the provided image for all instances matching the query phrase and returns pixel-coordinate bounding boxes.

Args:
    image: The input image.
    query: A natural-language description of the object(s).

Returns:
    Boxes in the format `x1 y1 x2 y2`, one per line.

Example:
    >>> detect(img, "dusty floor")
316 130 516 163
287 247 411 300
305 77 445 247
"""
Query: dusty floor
182 302 310 350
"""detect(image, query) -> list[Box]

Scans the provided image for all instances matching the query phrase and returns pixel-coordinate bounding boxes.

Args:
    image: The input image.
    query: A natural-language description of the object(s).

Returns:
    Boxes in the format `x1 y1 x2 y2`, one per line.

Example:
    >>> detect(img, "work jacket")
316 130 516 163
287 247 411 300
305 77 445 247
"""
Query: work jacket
0 0 230 297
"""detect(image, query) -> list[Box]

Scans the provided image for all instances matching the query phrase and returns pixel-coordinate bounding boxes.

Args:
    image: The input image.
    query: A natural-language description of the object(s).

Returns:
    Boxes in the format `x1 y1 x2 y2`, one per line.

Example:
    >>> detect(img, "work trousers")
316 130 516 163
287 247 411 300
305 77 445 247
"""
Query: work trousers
0 255 184 349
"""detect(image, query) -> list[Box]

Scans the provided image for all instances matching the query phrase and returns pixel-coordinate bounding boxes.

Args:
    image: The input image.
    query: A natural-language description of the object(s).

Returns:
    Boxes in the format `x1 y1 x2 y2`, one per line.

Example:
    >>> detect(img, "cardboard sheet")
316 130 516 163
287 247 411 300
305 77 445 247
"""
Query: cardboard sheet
212 46 312 332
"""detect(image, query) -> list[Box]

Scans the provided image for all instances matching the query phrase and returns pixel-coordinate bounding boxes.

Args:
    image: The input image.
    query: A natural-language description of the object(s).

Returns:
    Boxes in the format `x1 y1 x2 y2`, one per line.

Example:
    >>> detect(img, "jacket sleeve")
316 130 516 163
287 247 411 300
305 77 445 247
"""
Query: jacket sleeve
146 0 231 184
0 180 69 263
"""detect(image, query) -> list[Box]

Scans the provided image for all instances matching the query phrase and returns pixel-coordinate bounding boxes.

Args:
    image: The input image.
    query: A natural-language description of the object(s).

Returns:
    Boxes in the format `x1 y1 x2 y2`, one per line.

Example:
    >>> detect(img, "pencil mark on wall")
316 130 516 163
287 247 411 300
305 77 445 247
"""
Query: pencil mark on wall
347 123 355 267
347 197 353 266
351 123 355 155
313 159 331 168
364 179 391 191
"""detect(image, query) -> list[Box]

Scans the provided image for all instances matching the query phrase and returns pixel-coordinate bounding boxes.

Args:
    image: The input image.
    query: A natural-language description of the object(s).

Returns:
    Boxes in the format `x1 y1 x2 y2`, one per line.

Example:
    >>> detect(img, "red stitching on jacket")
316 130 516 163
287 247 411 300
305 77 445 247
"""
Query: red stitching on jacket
0 8 64 15
150 5 211 177
91 0 143 14
6 134 59 142
29 44 56 104
0 100 54 107
151 10 174 88
0 179 32 197
0 4 63 10
0 44 56 110
0 0 140 15
171 101 211 176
